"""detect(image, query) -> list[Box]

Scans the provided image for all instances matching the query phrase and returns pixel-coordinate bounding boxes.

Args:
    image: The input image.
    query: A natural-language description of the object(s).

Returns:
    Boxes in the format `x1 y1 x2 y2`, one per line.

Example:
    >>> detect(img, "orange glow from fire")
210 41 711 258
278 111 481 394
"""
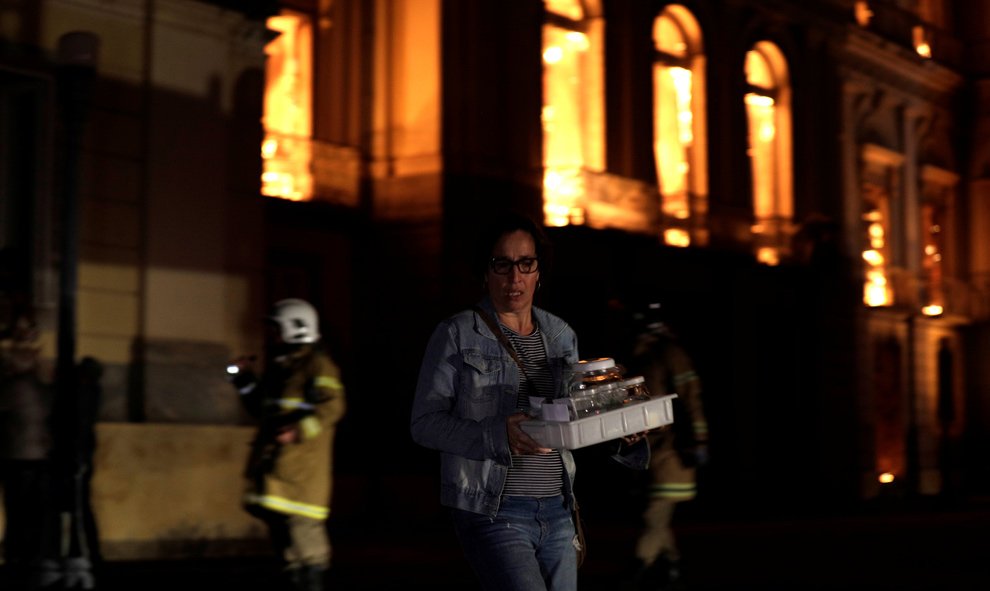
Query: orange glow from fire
920 192 948 315
541 0 605 228
542 26 588 226
913 26 932 59
863 209 891 307
656 65 694 245
262 12 314 201
653 6 708 248
745 42 792 266
854 1 874 27
542 13 603 228
664 229 691 247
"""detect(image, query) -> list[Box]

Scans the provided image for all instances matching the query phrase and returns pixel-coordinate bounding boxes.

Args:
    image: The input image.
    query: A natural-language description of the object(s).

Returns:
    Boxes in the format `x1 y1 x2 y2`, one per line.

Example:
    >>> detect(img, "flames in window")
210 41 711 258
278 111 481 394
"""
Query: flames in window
854 1 874 27
746 92 781 265
861 182 892 307
262 12 314 201
542 26 591 227
745 43 792 266
913 25 932 59
654 6 707 248
656 65 694 248
921 195 946 316
862 210 890 306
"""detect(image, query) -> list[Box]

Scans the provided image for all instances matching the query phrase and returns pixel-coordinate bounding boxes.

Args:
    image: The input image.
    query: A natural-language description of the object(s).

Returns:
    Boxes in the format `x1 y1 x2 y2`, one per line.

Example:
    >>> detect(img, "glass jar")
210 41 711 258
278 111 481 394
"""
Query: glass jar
567 389 598 419
617 376 651 404
567 383 619 419
567 358 625 394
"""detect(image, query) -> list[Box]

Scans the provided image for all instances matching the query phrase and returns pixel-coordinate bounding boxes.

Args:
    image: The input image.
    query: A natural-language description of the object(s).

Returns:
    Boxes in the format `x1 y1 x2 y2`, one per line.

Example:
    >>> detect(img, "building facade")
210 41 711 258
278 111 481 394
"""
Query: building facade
1 0 988 558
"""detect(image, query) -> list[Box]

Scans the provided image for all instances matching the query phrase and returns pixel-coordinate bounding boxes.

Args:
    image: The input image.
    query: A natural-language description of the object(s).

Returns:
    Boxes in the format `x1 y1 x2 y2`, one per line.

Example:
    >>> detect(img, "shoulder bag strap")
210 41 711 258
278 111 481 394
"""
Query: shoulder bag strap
472 306 530 380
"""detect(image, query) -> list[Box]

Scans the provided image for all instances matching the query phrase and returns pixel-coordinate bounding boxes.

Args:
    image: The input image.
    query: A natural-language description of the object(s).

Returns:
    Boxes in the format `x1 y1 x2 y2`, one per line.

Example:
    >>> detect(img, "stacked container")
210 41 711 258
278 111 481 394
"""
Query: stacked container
522 355 677 449
563 358 655 420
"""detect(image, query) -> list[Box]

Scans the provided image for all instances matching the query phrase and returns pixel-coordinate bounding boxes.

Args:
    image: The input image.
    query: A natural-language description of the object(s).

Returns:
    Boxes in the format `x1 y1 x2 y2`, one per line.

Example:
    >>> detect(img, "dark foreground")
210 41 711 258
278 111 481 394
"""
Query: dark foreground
34 495 990 591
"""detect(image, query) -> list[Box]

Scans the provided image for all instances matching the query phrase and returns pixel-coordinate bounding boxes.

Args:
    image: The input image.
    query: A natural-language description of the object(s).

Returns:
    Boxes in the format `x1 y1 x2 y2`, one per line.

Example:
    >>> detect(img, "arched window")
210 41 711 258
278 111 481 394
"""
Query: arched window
745 41 792 265
542 0 605 227
653 5 708 247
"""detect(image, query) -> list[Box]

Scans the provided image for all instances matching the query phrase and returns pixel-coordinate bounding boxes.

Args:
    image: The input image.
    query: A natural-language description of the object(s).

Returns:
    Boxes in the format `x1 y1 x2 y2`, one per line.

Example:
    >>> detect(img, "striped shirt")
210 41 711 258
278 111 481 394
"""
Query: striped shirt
501 324 564 497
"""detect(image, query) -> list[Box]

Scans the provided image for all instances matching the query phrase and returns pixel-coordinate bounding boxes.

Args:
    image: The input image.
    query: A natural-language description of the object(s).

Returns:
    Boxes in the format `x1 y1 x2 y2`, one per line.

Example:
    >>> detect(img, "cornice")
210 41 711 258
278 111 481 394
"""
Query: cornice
834 26 963 102
48 0 146 21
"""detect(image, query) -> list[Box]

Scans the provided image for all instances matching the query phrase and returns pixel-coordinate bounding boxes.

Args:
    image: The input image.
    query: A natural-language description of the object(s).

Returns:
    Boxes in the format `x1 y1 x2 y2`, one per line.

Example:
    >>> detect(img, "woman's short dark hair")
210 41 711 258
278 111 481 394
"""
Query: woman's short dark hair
474 211 552 279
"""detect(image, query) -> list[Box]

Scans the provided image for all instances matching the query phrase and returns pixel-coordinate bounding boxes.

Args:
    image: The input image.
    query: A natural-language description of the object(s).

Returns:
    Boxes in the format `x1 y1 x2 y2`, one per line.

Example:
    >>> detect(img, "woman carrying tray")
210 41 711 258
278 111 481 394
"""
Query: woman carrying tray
411 211 593 591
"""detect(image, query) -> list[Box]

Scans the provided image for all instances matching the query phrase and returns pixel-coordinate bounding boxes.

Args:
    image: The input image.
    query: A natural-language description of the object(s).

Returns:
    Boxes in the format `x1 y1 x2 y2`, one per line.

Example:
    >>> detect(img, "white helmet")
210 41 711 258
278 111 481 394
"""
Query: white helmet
268 298 321 344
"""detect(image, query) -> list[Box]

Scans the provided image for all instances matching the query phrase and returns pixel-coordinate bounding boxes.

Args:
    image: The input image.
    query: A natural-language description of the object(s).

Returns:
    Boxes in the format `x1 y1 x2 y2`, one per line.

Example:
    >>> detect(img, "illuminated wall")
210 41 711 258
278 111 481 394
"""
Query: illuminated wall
4 0 274 557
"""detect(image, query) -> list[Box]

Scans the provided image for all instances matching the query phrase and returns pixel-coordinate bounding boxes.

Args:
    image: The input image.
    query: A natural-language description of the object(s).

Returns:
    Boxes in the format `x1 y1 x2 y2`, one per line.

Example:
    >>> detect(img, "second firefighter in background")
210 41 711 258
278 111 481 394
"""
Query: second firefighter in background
627 301 709 591
228 298 346 591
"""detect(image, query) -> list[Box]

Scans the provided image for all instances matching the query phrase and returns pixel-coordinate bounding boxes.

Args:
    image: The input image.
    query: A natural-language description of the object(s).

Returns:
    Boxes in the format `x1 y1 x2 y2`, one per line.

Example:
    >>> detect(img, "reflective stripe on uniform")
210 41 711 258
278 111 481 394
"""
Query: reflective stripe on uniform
314 375 342 390
299 416 321 439
693 421 709 437
269 397 315 411
649 482 697 500
244 493 328 520
673 371 698 386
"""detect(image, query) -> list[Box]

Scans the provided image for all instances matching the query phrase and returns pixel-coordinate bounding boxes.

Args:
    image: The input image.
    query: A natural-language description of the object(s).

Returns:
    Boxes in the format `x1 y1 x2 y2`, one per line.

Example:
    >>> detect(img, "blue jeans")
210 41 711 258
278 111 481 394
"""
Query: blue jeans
451 495 578 591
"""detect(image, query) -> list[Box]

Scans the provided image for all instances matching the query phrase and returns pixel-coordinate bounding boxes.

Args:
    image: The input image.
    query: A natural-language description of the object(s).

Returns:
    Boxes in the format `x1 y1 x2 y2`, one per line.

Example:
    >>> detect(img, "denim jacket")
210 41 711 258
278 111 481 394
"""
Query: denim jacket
410 297 580 517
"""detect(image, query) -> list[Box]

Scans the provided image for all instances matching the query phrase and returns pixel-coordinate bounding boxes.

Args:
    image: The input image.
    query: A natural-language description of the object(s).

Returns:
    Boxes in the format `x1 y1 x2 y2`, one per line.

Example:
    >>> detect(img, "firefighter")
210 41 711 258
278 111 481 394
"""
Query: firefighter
228 298 346 591
627 301 709 591
0 312 55 589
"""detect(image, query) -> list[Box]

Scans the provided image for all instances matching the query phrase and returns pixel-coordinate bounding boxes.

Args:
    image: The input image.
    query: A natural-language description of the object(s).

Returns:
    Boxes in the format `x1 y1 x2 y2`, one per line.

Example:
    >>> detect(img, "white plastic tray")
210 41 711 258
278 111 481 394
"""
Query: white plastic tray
520 394 677 450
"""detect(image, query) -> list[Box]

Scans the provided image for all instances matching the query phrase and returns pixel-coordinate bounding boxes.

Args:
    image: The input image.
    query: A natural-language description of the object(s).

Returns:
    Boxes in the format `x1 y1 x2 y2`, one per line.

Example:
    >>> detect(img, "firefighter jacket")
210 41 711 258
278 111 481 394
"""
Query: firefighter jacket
238 344 346 521
631 327 708 501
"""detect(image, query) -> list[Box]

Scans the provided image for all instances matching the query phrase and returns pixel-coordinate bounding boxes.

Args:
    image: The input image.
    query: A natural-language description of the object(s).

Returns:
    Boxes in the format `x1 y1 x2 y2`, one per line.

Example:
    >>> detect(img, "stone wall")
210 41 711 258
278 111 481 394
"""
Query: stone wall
90 423 266 559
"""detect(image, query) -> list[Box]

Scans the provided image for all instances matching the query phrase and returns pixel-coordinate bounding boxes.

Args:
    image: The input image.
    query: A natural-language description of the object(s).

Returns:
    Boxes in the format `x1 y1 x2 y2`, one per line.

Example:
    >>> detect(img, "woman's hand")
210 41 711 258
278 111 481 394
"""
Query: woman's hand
275 425 299 445
507 412 552 455
621 431 650 445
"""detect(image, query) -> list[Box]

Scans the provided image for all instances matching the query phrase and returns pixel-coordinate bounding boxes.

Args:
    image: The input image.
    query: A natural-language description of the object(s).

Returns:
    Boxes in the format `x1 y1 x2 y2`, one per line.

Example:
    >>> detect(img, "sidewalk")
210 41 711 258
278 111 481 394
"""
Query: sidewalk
581 497 990 591
85 498 990 590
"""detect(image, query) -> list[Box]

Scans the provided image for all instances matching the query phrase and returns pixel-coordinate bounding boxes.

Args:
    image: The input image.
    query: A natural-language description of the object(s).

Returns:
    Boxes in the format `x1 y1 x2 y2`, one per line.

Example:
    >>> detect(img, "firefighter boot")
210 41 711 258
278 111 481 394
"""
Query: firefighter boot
283 567 304 591
302 565 326 591
638 553 683 591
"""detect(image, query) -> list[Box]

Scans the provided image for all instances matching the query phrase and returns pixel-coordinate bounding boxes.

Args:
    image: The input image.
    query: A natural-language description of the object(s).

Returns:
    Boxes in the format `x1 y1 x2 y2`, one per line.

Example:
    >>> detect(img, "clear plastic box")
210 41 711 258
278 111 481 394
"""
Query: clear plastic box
520 394 677 450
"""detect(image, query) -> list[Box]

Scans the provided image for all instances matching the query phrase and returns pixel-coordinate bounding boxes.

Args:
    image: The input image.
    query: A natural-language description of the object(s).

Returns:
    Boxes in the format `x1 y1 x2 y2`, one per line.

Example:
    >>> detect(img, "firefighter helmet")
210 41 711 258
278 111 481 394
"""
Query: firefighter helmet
268 298 321 344
631 300 665 331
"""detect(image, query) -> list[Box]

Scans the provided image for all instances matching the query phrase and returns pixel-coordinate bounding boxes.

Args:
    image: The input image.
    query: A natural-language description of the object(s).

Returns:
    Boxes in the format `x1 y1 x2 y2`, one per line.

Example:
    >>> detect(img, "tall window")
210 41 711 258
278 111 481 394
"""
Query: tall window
919 167 956 316
862 182 893 307
744 42 792 265
860 146 902 308
262 10 314 201
542 0 604 227
653 5 707 247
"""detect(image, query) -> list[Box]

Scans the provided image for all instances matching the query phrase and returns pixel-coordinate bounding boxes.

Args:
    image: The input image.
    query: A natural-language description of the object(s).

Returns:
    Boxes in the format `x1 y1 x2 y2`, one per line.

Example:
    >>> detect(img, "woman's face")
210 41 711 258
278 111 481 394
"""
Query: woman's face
486 229 540 315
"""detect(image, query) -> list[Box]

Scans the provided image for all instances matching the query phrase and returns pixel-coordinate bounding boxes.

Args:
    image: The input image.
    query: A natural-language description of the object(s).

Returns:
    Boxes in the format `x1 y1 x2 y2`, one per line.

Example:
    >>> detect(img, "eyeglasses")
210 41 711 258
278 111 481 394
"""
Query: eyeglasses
489 256 539 275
